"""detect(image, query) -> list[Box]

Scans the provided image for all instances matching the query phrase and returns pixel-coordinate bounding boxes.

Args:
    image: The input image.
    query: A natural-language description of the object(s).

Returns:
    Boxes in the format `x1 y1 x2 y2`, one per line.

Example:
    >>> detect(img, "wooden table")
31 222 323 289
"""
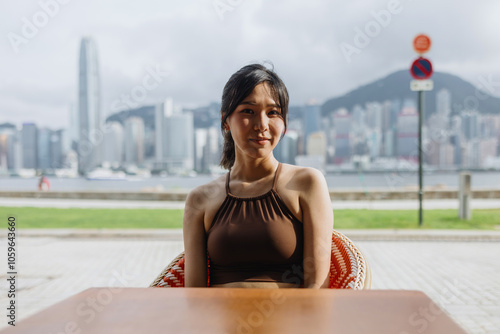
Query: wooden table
3 288 467 334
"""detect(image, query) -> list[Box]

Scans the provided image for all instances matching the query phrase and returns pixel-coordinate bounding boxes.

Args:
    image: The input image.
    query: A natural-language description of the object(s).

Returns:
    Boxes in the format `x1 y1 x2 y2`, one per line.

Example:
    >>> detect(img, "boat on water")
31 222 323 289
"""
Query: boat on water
86 168 127 181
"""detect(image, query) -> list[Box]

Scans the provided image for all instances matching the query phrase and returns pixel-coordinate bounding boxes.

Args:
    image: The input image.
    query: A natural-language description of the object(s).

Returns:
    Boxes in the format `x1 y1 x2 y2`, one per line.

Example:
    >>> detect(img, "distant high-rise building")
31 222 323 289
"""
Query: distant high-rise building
78 37 101 175
0 123 22 171
462 138 496 168
307 131 326 158
365 102 382 131
164 112 194 171
333 108 351 164
481 114 500 139
381 100 392 133
103 122 124 167
461 110 481 141
194 128 207 172
0 133 8 171
436 88 451 117
206 126 222 170
60 129 71 159
50 129 64 169
302 103 321 149
351 105 365 128
389 99 401 130
0 124 18 171
428 141 455 168
37 128 52 170
155 98 173 168
124 117 144 165
69 103 78 150
450 115 463 166
368 129 381 158
194 126 221 173
428 112 448 142
396 106 418 160
427 111 451 167
21 123 38 169
275 130 298 165
384 129 395 157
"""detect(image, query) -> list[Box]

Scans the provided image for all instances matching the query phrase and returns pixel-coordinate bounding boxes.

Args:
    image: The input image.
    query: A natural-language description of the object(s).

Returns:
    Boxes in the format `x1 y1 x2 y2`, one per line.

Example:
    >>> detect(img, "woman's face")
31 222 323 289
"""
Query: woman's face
224 82 285 161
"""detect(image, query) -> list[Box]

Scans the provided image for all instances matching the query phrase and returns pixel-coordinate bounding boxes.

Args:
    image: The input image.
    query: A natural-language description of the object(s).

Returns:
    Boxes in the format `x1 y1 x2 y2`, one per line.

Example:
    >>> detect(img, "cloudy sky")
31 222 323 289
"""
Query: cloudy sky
1 0 500 129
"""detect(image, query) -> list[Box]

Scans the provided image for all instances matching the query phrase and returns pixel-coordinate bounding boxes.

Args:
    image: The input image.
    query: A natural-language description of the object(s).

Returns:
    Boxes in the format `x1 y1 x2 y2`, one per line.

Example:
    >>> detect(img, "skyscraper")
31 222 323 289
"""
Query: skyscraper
78 37 101 175
21 123 38 169
396 106 418 160
49 130 64 169
302 103 321 149
37 128 52 170
194 128 208 172
462 110 481 140
103 122 124 167
0 124 18 171
436 88 451 117
333 108 351 164
164 112 194 172
275 130 298 165
124 117 145 166
155 97 173 169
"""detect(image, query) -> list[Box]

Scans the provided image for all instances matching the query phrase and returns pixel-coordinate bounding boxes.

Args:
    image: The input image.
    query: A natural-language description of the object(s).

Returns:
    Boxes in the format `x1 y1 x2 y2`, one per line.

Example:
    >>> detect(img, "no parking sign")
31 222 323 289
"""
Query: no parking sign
410 57 433 80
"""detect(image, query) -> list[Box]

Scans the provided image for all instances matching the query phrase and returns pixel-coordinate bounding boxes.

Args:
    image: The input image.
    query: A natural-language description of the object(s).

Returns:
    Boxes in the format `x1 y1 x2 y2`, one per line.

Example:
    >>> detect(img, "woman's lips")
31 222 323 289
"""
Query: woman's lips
250 138 270 145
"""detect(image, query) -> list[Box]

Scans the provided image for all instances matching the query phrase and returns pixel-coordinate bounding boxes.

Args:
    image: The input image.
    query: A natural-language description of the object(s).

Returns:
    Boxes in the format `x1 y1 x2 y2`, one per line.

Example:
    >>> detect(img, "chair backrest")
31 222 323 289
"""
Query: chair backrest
150 230 370 289
330 229 371 289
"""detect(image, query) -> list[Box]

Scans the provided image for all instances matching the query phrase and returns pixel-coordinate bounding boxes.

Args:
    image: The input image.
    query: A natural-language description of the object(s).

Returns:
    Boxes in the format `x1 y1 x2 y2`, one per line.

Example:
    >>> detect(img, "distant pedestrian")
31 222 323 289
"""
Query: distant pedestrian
38 176 50 191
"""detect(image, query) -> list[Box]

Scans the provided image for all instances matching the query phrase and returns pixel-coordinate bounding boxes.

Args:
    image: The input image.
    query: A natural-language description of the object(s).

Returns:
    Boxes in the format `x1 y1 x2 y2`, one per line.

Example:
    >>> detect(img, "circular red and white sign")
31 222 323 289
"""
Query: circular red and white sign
413 34 431 54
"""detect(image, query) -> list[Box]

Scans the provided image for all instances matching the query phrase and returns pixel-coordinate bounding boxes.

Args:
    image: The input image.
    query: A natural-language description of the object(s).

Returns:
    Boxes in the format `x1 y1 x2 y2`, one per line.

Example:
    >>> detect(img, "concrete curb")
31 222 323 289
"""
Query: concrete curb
4 229 500 242
9 229 183 241
2 188 499 201
340 229 500 242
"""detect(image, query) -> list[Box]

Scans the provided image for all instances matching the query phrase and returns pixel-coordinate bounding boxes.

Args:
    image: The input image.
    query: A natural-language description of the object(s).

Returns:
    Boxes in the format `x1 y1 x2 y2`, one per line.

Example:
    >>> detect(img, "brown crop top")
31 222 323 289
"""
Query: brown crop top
206 163 304 286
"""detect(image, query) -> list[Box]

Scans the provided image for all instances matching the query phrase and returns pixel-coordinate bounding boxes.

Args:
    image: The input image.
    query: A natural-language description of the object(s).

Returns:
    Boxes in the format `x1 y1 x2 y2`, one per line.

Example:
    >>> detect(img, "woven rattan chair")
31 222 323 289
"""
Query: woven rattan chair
150 229 371 289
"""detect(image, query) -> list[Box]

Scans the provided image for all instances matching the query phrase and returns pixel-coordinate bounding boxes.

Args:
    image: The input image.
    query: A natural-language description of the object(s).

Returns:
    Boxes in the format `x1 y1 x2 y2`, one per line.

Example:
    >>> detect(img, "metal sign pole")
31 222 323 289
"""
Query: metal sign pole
411 34 432 227
418 89 424 227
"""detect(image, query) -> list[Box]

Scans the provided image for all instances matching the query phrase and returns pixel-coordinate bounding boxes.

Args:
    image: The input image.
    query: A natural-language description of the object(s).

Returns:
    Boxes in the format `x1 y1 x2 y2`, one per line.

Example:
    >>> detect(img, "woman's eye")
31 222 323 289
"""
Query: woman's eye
269 110 280 115
241 109 253 114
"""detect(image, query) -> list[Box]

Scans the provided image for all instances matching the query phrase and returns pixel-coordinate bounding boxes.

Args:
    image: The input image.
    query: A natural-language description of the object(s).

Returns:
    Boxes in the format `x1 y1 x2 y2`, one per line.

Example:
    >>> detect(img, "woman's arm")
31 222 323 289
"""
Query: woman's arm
183 187 208 287
299 168 334 288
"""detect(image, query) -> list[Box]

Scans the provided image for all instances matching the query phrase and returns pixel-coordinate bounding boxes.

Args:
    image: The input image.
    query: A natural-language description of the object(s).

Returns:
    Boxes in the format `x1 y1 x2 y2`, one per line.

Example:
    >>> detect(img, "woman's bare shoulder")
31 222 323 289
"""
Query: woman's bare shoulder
185 174 227 212
280 163 325 190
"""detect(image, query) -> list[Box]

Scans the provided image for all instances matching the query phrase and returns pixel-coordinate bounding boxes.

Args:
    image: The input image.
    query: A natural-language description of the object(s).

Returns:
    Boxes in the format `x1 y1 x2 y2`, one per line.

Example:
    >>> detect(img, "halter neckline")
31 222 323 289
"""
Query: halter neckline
225 163 281 199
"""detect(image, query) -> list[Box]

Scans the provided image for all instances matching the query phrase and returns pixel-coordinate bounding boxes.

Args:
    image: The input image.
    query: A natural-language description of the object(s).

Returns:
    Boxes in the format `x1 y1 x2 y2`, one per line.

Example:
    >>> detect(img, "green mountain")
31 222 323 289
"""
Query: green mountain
321 70 500 117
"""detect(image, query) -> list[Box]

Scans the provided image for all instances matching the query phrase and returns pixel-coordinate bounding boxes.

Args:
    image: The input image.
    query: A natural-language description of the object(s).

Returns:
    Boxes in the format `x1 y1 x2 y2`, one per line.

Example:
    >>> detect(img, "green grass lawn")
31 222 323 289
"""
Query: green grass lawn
1 207 499 229
1 207 184 229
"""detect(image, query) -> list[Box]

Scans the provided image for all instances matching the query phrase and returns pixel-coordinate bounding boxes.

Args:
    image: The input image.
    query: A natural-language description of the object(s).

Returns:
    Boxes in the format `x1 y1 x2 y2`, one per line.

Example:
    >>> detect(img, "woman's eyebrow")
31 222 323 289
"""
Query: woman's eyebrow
240 100 280 108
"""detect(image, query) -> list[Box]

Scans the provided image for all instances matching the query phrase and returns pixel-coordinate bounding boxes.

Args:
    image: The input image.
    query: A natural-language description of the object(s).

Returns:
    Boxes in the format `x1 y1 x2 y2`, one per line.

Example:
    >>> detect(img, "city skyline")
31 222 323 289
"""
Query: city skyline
2 0 500 128
2 86 499 176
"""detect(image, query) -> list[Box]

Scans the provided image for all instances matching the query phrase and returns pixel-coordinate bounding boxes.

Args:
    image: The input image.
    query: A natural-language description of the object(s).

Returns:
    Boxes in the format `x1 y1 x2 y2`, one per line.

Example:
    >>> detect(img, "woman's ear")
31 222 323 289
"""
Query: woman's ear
221 114 228 131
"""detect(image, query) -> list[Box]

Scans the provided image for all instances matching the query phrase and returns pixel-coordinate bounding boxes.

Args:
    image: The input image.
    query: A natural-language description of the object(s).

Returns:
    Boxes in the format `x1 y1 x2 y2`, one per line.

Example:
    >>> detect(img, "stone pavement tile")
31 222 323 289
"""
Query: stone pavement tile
0 237 184 331
357 241 500 334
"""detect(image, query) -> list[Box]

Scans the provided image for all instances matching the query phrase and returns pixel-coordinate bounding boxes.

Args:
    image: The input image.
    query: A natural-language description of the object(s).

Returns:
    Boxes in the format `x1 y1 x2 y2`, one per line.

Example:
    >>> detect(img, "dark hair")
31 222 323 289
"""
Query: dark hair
219 63 289 169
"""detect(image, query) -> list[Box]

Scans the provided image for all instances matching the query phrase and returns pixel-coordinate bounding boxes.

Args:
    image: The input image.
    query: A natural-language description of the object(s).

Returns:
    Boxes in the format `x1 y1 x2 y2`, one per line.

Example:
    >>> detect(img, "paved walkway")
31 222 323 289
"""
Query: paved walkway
0 231 499 333
1 197 499 210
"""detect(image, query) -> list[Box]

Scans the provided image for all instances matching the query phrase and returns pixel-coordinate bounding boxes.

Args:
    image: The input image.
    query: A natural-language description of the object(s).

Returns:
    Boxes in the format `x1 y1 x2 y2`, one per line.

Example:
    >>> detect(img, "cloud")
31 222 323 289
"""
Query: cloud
1 0 499 128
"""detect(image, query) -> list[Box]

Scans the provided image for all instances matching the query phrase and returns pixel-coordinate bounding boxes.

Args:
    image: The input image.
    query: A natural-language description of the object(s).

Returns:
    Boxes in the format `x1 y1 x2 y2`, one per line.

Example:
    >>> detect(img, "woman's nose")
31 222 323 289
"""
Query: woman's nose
254 113 269 131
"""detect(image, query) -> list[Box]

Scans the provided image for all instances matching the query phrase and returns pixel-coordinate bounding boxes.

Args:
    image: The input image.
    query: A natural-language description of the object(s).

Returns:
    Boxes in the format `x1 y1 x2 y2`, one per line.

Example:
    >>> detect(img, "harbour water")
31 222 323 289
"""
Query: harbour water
0 171 499 192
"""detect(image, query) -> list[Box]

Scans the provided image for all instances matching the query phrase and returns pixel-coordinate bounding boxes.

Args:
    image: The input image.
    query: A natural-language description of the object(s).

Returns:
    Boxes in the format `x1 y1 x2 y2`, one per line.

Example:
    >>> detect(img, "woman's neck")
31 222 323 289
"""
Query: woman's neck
230 156 279 183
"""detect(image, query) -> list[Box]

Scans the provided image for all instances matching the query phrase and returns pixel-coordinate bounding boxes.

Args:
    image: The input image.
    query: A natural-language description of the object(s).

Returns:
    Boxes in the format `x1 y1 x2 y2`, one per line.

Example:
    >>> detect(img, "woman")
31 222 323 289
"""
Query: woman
183 64 333 288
